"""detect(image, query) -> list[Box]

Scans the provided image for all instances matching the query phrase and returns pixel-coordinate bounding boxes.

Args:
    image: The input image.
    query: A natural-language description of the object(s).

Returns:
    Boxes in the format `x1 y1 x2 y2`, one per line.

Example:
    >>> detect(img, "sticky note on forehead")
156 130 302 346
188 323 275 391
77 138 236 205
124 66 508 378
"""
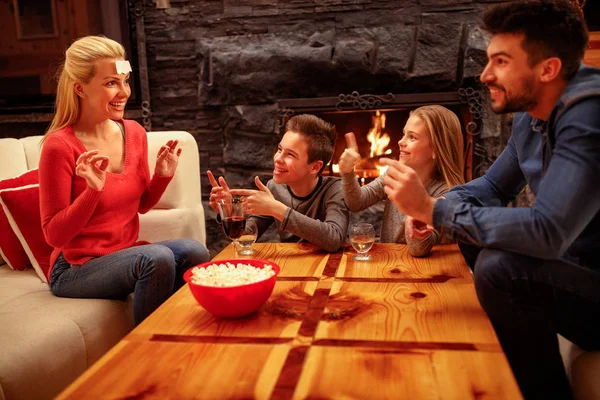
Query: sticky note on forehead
115 60 132 75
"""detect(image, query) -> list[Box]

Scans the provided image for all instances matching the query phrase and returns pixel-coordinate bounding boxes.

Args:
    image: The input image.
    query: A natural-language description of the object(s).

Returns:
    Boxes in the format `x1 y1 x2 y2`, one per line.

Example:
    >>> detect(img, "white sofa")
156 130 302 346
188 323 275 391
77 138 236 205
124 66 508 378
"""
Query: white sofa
0 130 205 400
559 336 600 400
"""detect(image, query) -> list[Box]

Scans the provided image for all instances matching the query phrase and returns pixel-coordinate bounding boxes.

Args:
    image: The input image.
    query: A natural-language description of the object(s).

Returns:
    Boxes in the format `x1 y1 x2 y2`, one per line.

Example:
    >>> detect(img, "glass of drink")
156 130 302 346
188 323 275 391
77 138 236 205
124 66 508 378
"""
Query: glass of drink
237 219 258 256
217 198 246 253
349 223 376 261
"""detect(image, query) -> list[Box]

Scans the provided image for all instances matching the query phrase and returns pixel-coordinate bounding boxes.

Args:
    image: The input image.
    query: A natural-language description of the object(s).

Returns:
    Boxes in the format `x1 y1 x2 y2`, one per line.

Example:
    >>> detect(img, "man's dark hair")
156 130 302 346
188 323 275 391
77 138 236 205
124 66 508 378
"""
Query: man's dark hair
286 114 337 175
481 0 588 79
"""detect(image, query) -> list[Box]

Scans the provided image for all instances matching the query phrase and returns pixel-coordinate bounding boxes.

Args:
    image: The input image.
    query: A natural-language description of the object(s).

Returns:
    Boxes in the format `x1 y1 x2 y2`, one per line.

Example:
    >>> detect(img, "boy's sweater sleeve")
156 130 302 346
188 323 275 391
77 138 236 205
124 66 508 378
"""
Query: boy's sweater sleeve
249 214 275 240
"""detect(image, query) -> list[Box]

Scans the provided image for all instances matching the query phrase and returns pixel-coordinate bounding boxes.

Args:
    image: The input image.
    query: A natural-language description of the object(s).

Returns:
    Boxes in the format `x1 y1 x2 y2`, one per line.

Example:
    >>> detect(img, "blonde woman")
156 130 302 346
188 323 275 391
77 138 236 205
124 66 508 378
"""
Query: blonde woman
339 105 464 257
39 36 209 325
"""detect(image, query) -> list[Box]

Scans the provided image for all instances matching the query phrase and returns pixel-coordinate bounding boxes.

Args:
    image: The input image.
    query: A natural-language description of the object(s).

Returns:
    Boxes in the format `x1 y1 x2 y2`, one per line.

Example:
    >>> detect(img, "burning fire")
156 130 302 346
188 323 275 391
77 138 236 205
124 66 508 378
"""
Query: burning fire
330 110 393 178
376 164 389 176
367 110 391 158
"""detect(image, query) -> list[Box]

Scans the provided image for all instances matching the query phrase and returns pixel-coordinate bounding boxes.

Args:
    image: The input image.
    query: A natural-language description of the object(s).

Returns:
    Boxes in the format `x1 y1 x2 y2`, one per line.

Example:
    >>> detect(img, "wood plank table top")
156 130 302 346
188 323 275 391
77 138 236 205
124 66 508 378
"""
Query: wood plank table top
56 243 522 400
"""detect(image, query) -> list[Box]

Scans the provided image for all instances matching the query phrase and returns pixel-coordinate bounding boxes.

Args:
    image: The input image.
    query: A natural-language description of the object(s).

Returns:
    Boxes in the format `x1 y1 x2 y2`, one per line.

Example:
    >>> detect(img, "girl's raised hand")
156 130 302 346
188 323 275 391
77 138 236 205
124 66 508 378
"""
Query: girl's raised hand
338 132 361 174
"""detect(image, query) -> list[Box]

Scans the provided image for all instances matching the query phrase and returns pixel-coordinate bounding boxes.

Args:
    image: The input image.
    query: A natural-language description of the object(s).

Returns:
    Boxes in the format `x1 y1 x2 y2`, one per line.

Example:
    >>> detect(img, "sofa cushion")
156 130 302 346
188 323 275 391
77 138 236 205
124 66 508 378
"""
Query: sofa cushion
0 169 39 271
0 313 87 400
20 136 45 170
0 139 27 180
147 131 201 210
138 206 206 245
0 184 52 282
571 352 600 400
559 335 600 399
0 266 133 400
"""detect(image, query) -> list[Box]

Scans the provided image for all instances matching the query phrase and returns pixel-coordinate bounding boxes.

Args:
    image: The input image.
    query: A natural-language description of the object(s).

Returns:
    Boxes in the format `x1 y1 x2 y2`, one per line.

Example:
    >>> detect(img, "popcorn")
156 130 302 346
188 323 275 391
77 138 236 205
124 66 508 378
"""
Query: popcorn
190 262 275 287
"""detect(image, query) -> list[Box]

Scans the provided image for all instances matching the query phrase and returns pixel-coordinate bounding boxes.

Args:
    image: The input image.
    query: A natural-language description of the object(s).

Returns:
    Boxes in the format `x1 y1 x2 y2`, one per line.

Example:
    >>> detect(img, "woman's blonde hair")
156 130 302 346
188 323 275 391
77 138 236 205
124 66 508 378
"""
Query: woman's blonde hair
44 35 125 138
409 105 465 189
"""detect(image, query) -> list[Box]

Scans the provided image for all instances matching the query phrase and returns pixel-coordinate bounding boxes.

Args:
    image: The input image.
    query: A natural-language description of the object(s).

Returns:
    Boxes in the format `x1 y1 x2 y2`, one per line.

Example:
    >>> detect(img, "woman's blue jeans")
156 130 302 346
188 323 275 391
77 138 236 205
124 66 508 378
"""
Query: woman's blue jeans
49 239 210 325
469 246 600 400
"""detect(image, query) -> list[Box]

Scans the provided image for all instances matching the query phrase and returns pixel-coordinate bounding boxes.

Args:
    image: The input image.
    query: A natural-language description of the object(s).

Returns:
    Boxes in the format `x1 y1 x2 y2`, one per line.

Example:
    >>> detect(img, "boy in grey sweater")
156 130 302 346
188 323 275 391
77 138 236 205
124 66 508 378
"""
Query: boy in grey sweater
208 114 349 252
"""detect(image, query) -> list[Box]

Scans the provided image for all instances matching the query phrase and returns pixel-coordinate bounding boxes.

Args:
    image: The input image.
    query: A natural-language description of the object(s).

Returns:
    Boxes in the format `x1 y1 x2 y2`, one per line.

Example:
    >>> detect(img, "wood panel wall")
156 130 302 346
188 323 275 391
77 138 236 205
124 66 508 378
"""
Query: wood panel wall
0 0 102 95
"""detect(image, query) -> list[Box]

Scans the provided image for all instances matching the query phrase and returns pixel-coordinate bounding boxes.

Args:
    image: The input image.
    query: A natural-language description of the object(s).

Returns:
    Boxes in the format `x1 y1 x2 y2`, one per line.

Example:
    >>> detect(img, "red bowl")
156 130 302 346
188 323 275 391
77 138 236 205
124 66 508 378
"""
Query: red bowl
183 258 280 318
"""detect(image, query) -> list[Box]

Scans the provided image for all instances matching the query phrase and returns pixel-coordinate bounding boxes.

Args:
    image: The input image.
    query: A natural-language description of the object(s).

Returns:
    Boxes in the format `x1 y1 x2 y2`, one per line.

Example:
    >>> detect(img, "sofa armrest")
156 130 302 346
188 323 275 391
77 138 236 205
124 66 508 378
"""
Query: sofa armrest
559 335 600 400
138 207 206 246
146 131 201 209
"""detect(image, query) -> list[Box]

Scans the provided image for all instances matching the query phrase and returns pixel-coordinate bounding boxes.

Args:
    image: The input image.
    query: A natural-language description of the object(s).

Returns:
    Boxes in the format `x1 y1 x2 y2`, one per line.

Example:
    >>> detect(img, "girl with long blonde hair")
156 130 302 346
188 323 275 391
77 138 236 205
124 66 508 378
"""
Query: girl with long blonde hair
339 105 464 257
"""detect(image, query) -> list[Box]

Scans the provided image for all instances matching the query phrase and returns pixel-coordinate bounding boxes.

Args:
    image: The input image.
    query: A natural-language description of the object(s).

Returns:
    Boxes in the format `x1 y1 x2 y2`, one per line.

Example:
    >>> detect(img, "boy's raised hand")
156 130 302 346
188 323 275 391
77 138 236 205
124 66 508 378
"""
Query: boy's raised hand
231 176 285 218
207 170 232 213
338 132 361 174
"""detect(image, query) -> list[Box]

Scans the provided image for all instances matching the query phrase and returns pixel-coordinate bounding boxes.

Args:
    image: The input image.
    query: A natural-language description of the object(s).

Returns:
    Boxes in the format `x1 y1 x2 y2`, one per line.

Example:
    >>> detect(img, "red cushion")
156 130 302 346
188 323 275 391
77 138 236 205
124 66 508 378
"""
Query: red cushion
0 184 53 282
0 169 38 270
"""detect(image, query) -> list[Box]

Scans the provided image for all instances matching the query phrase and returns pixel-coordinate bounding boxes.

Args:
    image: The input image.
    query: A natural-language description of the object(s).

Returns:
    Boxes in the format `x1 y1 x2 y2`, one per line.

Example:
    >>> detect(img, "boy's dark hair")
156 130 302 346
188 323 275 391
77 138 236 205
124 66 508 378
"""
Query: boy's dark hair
286 114 337 175
481 0 588 79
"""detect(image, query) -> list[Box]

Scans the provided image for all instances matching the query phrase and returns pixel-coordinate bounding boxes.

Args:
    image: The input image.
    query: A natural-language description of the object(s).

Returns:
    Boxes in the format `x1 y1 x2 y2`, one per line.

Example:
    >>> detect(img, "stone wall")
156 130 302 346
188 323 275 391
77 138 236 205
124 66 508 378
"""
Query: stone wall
139 0 514 256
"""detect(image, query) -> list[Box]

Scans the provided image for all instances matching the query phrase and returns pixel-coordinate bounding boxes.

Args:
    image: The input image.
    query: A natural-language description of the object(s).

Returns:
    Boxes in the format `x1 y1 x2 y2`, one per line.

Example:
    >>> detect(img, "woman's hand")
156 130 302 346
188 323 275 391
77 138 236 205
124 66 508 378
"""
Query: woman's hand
207 170 232 213
339 132 361 174
155 140 181 177
75 150 109 190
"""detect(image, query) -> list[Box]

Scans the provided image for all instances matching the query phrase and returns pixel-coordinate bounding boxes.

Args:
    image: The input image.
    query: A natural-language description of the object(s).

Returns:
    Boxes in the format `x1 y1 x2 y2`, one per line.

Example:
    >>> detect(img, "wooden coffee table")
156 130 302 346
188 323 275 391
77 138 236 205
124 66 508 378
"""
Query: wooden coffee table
56 243 522 399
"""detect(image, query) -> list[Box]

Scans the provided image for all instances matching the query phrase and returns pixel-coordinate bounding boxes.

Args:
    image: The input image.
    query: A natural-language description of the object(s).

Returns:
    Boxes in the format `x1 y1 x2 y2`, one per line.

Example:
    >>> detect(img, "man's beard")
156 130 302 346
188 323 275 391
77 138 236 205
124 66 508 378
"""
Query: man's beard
488 76 538 114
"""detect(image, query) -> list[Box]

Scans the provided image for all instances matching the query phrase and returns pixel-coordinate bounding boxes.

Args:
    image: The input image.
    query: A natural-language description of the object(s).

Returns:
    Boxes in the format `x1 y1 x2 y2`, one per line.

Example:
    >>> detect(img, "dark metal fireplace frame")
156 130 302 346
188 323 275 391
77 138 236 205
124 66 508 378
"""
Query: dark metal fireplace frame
277 87 488 182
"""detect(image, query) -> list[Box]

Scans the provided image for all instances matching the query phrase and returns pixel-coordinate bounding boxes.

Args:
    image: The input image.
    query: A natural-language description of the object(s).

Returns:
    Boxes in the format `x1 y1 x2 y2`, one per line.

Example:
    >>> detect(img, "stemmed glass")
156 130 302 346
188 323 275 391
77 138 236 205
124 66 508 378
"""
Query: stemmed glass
237 219 258 256
349 223 376 261
217 198 246 254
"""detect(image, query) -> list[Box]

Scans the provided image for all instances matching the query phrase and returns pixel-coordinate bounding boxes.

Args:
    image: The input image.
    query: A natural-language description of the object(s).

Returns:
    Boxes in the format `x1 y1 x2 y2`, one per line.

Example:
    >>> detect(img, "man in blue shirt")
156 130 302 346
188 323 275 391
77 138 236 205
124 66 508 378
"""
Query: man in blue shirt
381 1 600 398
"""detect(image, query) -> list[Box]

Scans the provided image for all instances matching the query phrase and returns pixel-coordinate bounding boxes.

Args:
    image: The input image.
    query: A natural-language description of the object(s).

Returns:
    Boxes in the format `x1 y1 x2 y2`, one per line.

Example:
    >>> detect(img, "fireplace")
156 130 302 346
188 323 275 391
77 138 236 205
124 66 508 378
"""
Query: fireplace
325 109 399 180
267 88 485 239
278 90 477 183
